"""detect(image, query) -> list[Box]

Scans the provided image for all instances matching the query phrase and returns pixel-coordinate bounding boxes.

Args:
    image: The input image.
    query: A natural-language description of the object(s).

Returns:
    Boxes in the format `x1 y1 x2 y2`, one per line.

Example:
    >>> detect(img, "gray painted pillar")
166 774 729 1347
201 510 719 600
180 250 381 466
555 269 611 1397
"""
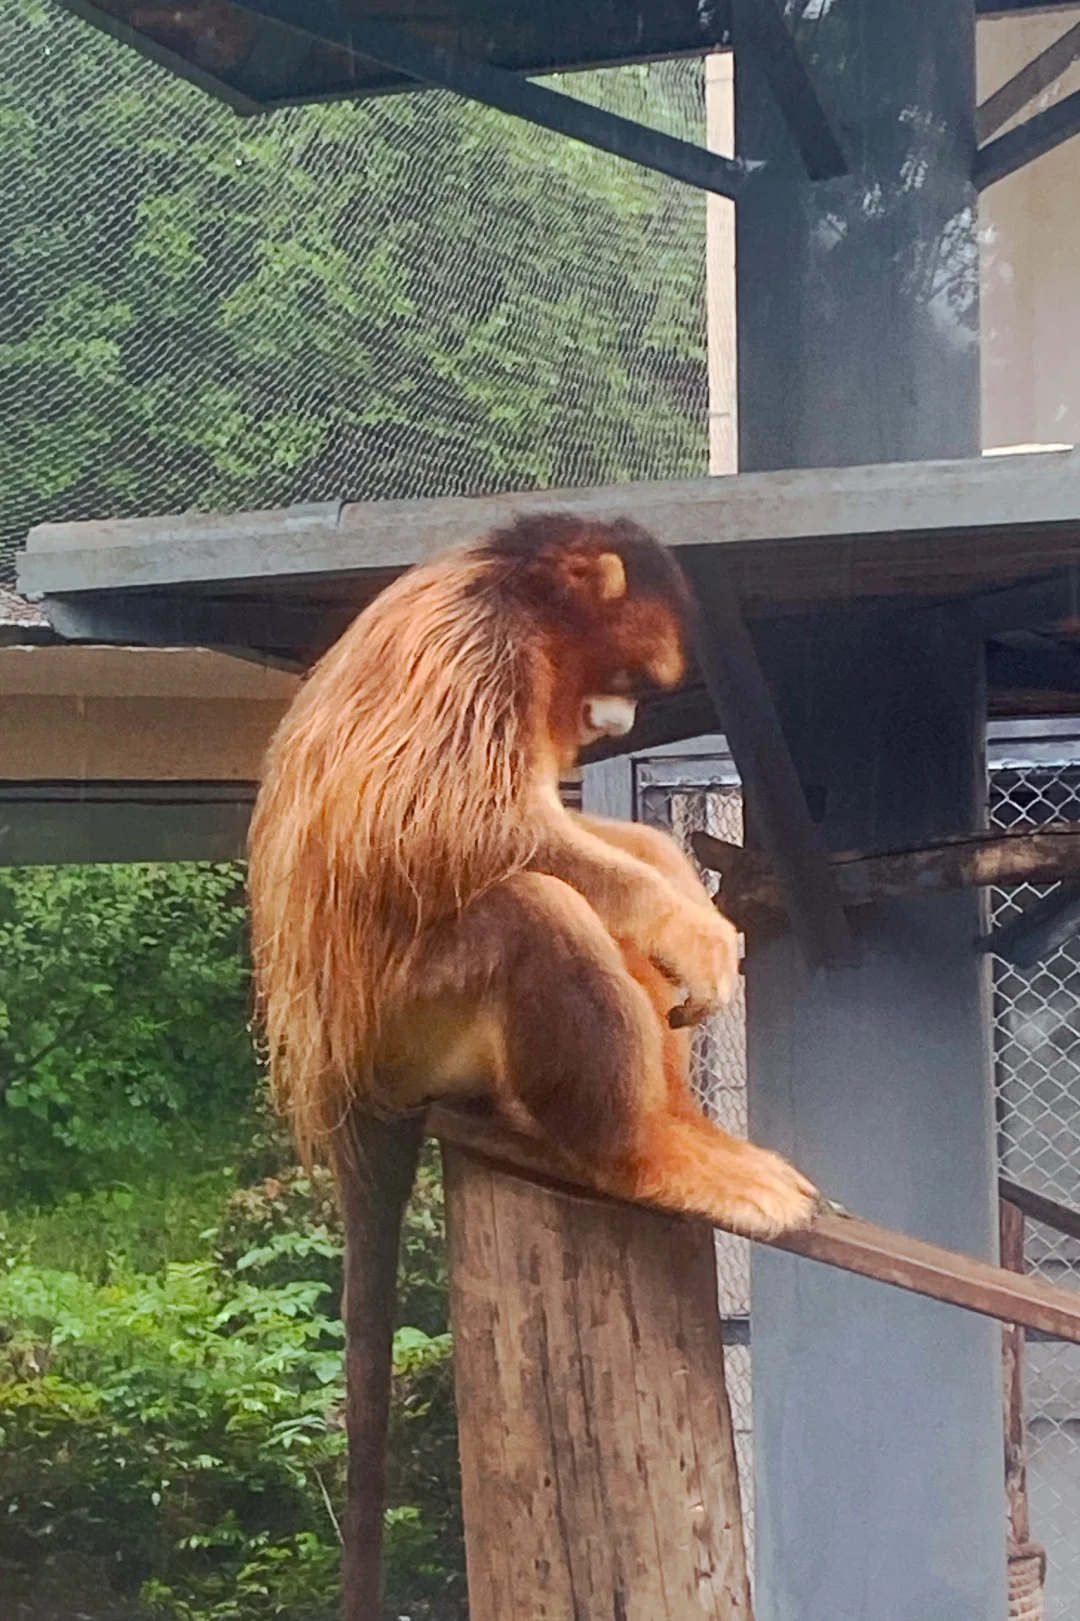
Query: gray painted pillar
735 5 1006 1620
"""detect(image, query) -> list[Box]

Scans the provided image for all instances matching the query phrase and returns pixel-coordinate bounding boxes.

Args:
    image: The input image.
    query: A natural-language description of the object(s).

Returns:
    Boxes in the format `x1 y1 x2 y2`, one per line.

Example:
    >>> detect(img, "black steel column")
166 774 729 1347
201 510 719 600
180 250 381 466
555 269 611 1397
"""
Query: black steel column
735 4 1005 1619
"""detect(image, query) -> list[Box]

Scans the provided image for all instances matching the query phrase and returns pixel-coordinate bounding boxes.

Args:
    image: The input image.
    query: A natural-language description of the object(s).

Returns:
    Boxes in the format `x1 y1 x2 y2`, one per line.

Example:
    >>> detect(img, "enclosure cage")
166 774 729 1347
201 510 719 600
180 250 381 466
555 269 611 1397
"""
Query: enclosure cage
592 718 1080 1613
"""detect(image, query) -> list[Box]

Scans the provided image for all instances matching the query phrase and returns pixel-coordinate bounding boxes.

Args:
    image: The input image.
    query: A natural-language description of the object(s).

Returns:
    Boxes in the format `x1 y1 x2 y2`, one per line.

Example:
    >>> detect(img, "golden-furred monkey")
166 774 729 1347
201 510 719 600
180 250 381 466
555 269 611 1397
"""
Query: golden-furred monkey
248 513 816 1619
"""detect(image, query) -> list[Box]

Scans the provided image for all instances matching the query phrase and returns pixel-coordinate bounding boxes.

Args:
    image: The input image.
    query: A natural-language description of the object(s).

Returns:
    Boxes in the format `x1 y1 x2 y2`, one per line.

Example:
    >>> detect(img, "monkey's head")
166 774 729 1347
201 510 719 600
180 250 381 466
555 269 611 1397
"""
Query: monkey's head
481 514 694 766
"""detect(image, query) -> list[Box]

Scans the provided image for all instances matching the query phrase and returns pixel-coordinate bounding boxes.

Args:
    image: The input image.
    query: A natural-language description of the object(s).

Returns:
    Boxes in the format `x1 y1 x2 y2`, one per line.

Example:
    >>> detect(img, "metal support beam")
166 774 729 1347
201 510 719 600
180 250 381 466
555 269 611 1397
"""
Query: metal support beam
731 0 847 180
227 0 750 198
972 567 1080 634
976 83 1080 189
735 1 1005 1615
987 638 1080 693
43 591 347 664
689 561 858 972
976 17 1080 141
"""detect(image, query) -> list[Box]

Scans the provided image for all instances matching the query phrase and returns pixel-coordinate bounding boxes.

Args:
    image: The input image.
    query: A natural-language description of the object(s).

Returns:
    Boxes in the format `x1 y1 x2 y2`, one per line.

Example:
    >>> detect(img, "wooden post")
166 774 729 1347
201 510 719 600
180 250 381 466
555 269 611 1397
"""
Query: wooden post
442 1146 752 1621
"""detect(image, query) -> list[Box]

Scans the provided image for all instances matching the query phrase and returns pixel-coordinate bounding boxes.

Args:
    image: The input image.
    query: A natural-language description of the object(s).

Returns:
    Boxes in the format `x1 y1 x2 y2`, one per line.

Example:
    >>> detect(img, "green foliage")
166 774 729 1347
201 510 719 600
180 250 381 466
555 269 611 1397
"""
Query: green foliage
0 864 257 1205
0 864 462 1616
0 1149 461 1620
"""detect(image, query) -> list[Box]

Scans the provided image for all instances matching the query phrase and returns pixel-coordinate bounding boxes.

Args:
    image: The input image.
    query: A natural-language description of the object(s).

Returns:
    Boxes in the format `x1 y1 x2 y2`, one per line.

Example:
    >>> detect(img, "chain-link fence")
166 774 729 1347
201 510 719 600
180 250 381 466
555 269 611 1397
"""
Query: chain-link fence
624 725 1080 1603
634 744 756 1563
0 0 708 585
991 731 1080 1619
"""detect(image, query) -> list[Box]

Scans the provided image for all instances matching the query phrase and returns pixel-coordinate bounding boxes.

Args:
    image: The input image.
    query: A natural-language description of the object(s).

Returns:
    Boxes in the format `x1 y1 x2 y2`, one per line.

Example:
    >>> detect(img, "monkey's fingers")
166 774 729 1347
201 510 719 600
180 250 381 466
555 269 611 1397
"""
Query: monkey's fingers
667 998 711 1030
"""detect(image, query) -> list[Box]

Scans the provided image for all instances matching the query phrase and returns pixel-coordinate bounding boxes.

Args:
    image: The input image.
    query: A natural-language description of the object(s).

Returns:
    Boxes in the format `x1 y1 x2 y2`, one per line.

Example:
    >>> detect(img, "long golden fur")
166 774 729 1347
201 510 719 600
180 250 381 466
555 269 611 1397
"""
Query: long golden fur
250 512 816 1229
249 549 537 1155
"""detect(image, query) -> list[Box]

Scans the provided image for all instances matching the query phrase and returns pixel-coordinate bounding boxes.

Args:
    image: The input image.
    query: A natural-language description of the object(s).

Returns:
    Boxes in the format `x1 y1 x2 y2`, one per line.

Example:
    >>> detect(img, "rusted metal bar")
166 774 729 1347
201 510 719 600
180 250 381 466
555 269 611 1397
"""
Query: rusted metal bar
1000 1194 1049 1616
1000 1198 1032 1547
691 825 1080 932
999 1174 1080 1243
429 1106 1080 1344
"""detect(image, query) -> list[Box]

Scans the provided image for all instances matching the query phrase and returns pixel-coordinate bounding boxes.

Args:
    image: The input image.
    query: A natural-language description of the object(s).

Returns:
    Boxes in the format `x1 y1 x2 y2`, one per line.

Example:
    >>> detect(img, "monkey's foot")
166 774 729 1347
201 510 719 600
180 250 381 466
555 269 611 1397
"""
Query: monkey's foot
602 1117 817 1238
710 1143 819 1238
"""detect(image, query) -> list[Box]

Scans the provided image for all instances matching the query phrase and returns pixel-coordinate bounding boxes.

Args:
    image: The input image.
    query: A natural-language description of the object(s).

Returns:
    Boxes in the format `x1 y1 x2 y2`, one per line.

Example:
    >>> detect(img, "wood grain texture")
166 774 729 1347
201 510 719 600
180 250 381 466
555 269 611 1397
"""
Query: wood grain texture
443 1146 752 1621
692 825 1080 932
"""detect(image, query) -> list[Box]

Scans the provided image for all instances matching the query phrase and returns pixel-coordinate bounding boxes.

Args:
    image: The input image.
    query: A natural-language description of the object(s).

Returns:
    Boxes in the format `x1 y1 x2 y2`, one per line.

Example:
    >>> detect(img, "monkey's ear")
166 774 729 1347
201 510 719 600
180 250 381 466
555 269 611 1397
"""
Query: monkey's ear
556 548 627 607
595 552 627 601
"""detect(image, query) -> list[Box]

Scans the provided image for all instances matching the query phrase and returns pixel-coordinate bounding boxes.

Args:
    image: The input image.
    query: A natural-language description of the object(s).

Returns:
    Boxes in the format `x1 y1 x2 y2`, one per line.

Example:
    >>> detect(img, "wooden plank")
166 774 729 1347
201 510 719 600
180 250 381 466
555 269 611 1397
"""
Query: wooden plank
771 1213 1080 1344
429 1107 1080 1344
443 1146 752 1621
691 825 1080 930
20 448 1080 607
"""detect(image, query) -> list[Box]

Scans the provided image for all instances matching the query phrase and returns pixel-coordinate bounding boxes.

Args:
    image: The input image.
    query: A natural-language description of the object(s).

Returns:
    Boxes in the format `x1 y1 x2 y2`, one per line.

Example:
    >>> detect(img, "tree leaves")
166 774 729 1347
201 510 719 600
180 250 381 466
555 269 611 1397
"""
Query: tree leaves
0 864 257 1204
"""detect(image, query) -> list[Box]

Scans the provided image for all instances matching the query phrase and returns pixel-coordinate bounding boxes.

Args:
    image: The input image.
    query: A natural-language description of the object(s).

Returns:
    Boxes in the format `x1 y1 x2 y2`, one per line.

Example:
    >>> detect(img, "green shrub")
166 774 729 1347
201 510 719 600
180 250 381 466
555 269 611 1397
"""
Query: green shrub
0 1157 464 1620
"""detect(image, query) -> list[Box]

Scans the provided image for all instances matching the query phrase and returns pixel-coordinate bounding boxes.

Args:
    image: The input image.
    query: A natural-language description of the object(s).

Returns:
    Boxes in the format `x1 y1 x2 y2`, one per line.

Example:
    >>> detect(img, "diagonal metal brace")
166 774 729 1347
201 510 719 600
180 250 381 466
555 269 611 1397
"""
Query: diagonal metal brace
977 17 1080 141
732 0 848 180
690 560 859 972
976 83 1080 189
976 882 1080 968
227 0 752 199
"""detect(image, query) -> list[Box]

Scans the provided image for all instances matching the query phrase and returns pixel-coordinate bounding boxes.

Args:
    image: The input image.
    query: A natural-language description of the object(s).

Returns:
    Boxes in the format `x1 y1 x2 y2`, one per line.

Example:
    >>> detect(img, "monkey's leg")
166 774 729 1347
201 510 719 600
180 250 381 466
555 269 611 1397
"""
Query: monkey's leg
618 939 700 1122
413 873 815 1237
530 808 739 1020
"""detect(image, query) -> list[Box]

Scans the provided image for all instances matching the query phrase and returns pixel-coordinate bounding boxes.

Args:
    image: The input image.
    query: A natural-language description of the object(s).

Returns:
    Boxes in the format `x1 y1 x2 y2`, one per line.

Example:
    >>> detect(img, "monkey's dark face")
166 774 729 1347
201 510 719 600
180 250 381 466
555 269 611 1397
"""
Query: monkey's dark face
575 593 688 747
482 511 693 763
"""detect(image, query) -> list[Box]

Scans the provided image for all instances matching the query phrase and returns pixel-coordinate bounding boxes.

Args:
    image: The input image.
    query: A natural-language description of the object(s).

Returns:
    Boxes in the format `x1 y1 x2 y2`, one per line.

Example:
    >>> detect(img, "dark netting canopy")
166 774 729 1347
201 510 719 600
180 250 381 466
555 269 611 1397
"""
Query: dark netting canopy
1 1 710 583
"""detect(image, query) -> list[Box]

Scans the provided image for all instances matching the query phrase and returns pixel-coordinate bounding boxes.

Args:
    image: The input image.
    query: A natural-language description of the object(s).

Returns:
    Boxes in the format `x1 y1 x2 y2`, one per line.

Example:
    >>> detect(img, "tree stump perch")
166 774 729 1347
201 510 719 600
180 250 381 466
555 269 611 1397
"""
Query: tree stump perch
443 1146 753 1621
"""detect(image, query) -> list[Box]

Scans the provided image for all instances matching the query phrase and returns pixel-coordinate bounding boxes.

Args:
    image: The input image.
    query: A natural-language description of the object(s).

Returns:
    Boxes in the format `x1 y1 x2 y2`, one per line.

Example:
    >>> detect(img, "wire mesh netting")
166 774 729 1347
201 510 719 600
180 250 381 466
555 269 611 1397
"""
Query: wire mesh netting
0 0 709 584
638 768 755 1565
992 758 1080 1619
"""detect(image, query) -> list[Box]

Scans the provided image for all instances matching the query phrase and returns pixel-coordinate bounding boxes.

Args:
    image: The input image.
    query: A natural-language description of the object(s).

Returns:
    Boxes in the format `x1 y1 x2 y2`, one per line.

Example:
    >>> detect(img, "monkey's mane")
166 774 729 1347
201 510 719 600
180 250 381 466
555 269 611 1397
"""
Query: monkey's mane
248 545 542 1156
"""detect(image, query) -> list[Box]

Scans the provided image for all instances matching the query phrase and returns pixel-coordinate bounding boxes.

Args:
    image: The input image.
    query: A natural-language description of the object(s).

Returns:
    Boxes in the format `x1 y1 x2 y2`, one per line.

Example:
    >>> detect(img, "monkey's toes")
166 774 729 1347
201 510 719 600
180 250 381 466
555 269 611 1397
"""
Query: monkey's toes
727 1151 818 1238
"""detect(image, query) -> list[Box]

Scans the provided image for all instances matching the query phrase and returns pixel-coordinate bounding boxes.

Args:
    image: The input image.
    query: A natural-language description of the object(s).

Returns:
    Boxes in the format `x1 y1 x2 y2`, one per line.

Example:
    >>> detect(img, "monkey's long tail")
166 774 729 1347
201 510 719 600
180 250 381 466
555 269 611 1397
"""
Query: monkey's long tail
334 1107 426 1621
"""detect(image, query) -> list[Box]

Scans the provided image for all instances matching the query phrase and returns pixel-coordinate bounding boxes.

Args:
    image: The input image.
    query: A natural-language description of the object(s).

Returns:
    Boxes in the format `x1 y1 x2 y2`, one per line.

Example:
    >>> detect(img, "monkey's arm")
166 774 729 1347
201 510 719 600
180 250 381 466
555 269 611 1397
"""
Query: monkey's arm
530 804 738 1018
571 812 718 910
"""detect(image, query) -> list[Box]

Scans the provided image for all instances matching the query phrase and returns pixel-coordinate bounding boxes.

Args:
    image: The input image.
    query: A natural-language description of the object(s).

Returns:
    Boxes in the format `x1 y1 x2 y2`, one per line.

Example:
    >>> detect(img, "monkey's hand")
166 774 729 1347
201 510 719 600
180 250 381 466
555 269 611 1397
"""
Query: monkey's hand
531 810 738 1019
647 900 740 1025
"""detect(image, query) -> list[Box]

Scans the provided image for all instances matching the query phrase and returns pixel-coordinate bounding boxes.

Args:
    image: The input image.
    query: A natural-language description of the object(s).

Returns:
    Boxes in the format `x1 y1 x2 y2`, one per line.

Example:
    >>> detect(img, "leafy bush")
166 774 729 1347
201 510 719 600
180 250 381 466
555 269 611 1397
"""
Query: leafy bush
0 865 463 1619
0 864 258 1207
0 1159 463 1620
